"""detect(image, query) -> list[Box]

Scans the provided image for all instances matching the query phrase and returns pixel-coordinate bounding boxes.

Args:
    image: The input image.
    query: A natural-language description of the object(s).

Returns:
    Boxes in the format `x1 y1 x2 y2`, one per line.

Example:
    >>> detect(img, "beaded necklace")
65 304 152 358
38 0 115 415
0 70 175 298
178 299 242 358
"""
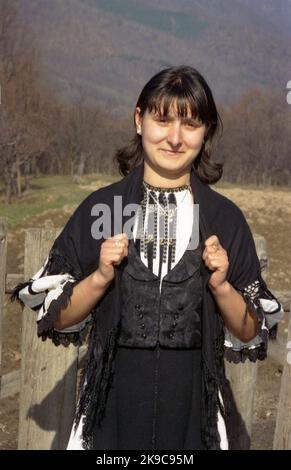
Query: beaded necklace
134 181 192 275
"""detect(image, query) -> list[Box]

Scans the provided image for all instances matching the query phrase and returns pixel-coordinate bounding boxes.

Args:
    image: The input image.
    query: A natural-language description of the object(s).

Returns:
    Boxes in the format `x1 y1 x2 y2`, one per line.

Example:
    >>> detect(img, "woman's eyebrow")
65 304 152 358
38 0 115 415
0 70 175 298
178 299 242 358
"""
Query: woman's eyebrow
181 117 200 123
151 108 200 121
167 116 202 124
156 115 200 123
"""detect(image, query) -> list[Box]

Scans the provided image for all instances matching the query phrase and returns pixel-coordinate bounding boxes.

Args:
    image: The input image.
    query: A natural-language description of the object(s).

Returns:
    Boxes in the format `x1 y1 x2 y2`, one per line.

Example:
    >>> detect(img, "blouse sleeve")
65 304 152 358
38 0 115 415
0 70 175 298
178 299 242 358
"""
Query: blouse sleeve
11 249 93 347
223 278 284 363
221 204 284 363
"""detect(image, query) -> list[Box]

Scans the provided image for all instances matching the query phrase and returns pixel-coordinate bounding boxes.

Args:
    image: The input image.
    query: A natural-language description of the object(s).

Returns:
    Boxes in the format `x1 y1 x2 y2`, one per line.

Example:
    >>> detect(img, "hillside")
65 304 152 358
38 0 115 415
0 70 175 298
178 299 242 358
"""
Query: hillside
15 0 291 116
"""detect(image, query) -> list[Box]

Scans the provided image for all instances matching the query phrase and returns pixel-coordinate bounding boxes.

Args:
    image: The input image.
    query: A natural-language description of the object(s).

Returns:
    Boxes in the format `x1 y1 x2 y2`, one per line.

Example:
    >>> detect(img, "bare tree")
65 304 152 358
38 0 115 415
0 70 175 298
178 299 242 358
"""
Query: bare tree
0 0 51 202
219 89 291 186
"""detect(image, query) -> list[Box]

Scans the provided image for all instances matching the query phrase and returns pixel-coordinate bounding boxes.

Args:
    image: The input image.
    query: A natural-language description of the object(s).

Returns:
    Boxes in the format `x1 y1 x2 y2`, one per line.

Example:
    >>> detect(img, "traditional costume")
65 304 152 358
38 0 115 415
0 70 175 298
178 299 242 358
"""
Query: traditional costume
12 162 283 450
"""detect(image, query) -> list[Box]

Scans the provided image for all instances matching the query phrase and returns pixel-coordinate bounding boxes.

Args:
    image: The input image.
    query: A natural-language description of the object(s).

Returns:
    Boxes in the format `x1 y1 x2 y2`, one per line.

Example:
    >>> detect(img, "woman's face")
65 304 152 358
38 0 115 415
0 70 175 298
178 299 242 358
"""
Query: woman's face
135 103 207 181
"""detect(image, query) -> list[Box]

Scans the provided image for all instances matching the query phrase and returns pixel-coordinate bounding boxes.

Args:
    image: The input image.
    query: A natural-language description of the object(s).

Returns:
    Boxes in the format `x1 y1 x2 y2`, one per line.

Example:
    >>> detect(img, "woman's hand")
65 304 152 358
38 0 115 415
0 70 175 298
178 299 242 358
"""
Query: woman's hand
98 233 129 284
202 235 229 291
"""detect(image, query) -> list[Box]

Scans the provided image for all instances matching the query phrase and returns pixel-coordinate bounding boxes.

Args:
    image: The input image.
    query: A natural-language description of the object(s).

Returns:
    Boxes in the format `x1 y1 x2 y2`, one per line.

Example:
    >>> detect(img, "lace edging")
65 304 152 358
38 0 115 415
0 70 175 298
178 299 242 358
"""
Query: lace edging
224 342 267 363
37 280 90 347
223 282 272 363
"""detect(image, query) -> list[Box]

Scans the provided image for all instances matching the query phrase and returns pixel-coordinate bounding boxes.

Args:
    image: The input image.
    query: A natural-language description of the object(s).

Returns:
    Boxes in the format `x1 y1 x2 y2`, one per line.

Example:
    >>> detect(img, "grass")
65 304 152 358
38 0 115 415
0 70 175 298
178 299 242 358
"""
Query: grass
214 180 291 192
0 173 290 228
0 173 117 228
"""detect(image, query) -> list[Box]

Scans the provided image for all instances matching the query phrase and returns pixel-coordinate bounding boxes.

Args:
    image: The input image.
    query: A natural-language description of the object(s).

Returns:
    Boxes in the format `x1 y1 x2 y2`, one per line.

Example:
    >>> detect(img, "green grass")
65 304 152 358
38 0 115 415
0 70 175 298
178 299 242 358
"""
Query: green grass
0 173 117 228
0 173 289 228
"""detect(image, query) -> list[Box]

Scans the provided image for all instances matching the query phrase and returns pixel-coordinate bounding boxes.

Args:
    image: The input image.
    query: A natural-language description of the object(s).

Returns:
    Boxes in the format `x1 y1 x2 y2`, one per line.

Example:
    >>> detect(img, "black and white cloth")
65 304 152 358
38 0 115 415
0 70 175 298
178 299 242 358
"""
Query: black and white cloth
16 181 283 358
11 162 284 450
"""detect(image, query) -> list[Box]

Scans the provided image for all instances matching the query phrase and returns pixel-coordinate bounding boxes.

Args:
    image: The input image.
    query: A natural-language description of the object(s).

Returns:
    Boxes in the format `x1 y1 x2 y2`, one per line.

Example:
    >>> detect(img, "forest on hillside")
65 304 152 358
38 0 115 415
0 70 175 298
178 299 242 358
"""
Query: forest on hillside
0 0 290 204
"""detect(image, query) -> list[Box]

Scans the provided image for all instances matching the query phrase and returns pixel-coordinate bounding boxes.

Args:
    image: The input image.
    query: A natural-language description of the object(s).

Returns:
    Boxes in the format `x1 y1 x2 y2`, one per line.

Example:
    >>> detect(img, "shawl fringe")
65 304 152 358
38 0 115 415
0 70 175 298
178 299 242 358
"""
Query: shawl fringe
74 318 121 450
37 280 85 347
201 356 221 449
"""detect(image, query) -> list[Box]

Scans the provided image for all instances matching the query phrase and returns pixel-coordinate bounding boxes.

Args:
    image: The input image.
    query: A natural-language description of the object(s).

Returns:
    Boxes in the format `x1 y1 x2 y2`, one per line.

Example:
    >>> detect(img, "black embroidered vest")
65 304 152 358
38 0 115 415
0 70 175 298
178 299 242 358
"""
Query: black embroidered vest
117 238 203 349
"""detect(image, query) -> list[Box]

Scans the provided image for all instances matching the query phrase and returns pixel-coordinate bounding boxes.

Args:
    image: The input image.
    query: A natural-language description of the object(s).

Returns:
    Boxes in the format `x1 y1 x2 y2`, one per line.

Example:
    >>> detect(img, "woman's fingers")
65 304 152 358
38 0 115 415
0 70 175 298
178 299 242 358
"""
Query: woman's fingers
205 234 220 249
111 233 129 248
104 234 128 253
101 233 129 266
202 235 229 272
98 233 129 282
202 247 218 260
204 257 226 269
204 253 229 271
202 246 225 261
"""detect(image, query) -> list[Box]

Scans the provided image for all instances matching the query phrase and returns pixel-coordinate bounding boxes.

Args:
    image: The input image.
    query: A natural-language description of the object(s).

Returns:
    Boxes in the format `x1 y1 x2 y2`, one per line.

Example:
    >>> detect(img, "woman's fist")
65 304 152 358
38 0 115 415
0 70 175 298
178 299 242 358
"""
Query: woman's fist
98 233 129 284
202 235 229 290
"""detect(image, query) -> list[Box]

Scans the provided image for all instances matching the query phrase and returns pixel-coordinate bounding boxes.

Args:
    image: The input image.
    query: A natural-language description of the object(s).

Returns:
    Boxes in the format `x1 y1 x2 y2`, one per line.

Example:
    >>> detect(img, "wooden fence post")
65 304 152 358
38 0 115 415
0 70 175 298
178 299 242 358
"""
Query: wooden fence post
273 309 291 449
0 218 8 382
224 234 267 449
18 228 79 450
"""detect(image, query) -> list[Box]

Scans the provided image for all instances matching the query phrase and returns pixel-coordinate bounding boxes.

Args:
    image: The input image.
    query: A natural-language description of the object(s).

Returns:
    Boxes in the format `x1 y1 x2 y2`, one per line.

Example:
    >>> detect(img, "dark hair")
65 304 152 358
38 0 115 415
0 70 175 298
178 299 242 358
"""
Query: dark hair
114 65 223 184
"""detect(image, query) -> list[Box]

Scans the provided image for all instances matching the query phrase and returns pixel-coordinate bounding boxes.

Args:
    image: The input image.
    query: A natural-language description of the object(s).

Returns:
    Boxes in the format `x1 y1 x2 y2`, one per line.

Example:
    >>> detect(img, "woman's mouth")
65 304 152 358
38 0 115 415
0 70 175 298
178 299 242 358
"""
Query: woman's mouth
161 149 183 155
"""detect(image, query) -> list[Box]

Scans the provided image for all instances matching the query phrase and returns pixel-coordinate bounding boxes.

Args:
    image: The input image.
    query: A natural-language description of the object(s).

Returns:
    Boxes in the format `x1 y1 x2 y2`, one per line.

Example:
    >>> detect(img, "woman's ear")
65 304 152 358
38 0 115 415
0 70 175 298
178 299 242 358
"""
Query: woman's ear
135 107 142 134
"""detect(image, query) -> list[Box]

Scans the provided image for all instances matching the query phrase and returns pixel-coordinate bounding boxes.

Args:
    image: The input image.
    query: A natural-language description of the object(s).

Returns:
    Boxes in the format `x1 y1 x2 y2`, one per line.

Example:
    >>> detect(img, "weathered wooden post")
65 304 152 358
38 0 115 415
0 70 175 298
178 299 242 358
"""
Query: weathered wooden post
0 218 8 384
273 309 291 449
18 228 79 450
224 234 268 449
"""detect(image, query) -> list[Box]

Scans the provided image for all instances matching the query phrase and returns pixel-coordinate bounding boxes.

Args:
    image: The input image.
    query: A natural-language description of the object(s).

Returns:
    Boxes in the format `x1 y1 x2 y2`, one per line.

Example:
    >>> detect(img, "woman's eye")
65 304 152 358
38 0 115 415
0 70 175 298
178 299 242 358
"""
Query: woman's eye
185 122 199 128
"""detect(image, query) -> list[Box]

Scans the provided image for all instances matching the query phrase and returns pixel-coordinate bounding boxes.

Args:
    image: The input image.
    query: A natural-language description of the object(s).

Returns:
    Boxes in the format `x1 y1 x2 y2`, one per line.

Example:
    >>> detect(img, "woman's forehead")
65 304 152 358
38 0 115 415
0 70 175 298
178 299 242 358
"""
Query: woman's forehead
148 97 198 118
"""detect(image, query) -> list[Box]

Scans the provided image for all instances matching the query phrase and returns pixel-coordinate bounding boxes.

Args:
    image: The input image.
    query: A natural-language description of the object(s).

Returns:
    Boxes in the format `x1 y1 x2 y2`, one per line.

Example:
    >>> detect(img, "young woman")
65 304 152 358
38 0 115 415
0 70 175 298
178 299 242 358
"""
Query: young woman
12 65 283 450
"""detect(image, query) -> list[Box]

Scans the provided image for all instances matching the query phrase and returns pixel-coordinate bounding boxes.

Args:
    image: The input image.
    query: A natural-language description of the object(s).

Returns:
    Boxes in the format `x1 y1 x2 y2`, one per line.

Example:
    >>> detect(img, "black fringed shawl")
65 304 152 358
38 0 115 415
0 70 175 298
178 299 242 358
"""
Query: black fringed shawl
15 162 270 449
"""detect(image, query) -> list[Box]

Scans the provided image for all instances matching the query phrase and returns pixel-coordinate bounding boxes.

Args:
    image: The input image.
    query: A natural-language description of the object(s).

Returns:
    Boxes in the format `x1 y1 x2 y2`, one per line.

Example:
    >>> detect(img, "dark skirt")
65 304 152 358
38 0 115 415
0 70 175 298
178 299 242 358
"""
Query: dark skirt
93 344 204 450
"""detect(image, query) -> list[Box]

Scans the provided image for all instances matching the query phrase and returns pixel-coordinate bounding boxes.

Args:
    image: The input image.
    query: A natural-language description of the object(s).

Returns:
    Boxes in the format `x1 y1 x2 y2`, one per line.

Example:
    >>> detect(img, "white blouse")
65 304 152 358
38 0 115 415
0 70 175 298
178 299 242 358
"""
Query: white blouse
132 183 195 291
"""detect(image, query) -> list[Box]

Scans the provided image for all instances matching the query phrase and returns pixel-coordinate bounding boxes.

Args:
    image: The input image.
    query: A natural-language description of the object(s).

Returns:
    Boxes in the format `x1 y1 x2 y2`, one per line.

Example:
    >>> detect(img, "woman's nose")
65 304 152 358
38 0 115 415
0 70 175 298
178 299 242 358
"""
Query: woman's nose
166 123 183 146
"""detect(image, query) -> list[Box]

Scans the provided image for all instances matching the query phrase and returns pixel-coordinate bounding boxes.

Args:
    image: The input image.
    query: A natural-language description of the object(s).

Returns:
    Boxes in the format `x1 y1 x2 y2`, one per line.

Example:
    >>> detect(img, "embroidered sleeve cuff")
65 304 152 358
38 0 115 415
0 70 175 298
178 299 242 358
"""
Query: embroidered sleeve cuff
11 252 92 347
36 278 92 347
224 280 284 363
